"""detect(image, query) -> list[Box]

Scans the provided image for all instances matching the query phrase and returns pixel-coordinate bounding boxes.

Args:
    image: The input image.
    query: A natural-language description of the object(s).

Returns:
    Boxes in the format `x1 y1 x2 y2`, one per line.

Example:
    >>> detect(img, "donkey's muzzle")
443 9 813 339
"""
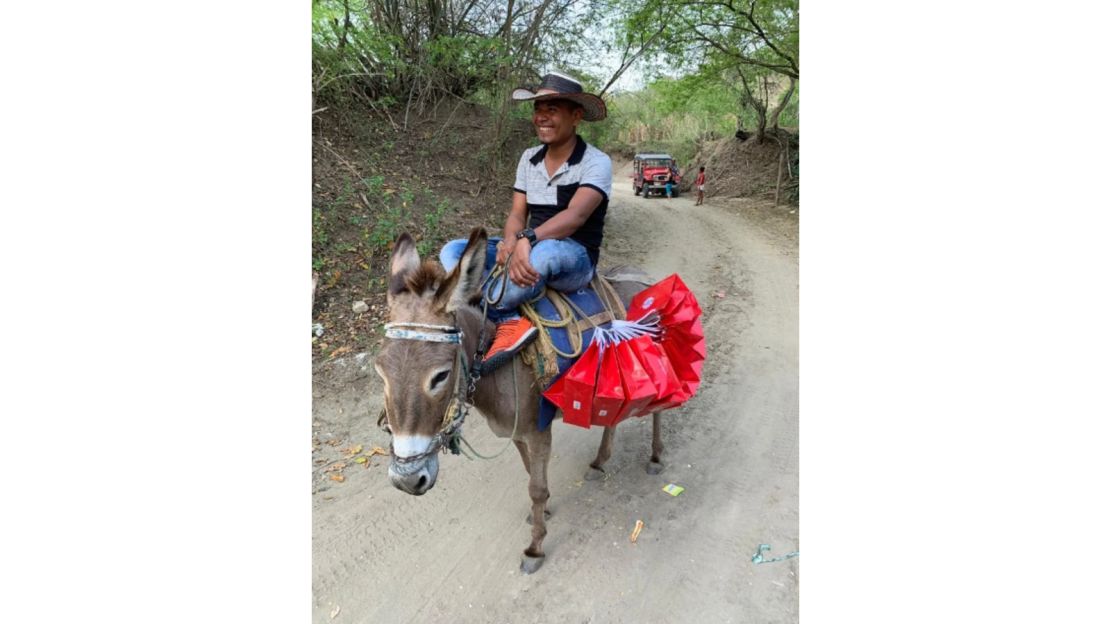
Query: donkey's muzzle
388 455 439 495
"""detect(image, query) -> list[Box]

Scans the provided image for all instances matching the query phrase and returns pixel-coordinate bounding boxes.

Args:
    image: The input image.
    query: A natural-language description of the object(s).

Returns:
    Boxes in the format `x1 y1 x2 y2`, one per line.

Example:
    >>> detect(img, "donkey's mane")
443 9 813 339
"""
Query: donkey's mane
400 260 447 297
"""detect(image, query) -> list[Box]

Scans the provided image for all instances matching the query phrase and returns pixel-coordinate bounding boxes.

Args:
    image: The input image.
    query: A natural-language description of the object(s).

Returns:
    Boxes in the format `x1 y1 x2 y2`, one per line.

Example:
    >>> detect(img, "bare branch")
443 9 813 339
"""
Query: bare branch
599 24 667 97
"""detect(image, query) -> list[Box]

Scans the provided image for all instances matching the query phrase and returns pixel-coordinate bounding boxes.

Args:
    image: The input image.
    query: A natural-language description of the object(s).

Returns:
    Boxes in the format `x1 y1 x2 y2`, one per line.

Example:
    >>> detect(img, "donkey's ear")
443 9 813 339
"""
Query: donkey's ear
436 228 487 312
388 233 420 300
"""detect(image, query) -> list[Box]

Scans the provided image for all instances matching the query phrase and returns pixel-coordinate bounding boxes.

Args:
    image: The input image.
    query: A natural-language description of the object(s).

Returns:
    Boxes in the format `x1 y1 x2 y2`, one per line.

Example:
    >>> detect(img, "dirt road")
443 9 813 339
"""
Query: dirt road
312 172 799 623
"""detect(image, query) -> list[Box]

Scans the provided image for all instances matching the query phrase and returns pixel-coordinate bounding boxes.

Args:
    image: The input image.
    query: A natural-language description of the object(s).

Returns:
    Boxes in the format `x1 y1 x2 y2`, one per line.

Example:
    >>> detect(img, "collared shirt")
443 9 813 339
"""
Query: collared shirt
513 135 612 266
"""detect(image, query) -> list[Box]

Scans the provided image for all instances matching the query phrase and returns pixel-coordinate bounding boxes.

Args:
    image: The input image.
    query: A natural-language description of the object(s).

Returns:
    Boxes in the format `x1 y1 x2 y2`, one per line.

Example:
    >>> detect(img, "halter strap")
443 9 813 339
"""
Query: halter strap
384 322 462 344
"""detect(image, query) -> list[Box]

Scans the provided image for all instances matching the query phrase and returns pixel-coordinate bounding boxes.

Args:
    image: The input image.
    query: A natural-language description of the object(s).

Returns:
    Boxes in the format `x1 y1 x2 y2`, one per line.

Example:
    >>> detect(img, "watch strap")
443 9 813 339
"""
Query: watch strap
516 228 537 245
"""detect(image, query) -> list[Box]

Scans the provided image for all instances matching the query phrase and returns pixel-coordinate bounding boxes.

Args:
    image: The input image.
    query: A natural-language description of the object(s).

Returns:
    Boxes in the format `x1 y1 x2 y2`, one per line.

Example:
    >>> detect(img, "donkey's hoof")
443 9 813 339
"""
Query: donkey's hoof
525 509 552 525
584 467 605 481
520 553 546 574
646 459 665 475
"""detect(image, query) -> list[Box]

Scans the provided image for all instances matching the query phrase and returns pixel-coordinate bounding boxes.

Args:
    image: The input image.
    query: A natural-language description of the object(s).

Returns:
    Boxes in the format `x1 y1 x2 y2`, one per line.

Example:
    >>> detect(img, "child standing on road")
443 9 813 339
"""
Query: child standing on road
695 166 706 205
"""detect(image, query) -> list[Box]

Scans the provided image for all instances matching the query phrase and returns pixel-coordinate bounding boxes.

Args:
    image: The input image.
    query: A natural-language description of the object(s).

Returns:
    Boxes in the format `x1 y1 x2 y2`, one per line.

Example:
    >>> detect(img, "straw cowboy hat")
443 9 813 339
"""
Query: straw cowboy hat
511 72 607 122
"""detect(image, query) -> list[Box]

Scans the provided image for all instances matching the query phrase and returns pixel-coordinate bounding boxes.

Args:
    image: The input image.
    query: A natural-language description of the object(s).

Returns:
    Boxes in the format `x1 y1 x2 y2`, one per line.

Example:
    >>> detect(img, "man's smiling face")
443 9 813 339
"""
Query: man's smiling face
532 99 583 145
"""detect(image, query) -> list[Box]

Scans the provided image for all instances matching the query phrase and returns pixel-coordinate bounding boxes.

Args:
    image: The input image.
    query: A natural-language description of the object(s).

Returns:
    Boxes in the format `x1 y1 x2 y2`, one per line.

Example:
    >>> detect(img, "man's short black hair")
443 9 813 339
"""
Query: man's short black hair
700 166 705 172
534 98 584 113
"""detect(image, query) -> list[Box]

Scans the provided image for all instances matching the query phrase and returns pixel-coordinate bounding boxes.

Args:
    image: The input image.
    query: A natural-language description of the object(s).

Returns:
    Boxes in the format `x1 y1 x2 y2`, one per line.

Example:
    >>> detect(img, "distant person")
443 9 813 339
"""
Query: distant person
695 166 706 205
438 72 611 369
666 163 679 198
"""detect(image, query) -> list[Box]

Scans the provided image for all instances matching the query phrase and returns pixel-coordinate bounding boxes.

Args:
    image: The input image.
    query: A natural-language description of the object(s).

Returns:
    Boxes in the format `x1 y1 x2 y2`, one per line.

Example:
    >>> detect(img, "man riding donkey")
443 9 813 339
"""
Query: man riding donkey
439 71 612 371
383 74 700 573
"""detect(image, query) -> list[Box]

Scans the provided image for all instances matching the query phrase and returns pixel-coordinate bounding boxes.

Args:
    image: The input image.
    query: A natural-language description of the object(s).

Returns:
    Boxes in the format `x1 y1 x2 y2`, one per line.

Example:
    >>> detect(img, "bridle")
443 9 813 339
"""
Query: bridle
381 319 479 466
380 261 526 467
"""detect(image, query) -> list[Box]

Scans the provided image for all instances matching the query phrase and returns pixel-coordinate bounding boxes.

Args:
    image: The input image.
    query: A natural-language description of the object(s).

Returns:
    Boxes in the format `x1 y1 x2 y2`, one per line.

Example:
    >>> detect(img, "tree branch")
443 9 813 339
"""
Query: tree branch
599 24 667 97
741 0 799 76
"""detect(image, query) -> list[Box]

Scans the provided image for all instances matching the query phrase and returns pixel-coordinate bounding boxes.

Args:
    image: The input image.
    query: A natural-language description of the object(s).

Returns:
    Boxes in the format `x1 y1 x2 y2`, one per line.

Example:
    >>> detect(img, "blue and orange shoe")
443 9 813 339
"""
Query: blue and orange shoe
481 318 538 373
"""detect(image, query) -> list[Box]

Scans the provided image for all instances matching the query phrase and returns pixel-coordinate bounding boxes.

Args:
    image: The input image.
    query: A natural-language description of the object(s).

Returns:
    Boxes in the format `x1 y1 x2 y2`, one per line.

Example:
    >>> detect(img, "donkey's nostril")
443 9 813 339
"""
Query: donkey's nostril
416 475 428 489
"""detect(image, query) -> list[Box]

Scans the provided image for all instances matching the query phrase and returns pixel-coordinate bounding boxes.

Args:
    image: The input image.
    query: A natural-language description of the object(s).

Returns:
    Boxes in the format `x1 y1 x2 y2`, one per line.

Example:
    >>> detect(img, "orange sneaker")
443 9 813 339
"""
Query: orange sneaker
482 318 538 371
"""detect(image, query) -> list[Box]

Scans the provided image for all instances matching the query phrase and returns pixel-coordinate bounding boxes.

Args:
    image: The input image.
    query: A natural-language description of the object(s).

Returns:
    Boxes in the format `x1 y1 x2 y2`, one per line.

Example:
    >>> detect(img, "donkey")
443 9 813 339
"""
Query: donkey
374 228 666 574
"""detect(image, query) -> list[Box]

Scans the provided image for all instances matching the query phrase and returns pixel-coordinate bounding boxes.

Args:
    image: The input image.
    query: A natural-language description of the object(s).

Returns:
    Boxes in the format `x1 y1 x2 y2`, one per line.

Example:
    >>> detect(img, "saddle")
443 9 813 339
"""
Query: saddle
516 273 629 431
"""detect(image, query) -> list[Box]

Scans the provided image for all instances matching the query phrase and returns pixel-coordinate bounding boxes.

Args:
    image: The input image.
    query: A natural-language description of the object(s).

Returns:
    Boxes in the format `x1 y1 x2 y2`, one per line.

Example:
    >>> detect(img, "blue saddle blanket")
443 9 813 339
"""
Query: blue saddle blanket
511 284 613 431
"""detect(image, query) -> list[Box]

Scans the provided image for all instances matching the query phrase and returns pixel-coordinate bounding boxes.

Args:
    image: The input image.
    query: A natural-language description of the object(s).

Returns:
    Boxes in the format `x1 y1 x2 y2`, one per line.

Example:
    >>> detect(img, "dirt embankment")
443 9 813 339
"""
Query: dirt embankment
686 131 799 205
311 105 533 362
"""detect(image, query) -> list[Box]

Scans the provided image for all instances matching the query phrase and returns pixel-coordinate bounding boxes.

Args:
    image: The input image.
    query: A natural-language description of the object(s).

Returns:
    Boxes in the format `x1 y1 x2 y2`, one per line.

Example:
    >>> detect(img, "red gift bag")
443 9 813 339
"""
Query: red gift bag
613 338 658 420
661 316 705 398
550 340 601 429
629 274 702 325
661 290 701 325
629 274 706 403
629 335 686 411
629 276 705 356
543 373 566 406
545 273 706 429
591 344 626 427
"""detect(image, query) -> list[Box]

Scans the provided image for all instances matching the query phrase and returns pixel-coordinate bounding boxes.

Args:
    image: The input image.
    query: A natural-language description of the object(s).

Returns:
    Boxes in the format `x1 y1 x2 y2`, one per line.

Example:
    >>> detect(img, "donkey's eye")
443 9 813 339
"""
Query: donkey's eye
429 369 451 390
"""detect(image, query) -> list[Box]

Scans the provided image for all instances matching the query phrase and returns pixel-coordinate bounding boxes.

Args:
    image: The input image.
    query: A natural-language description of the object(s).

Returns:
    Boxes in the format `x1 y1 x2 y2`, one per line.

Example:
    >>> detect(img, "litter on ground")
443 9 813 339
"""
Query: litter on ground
751 543 799 564
662 483 685 496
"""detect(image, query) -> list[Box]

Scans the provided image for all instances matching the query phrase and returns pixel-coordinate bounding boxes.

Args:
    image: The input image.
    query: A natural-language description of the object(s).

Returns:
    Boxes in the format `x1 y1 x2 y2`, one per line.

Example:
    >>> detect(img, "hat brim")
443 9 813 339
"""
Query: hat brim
511 89 607 122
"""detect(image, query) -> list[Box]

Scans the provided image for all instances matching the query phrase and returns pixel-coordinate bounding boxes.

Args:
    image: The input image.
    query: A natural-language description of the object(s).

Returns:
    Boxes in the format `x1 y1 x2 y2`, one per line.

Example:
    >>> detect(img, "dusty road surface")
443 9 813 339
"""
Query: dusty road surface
312 169 799 623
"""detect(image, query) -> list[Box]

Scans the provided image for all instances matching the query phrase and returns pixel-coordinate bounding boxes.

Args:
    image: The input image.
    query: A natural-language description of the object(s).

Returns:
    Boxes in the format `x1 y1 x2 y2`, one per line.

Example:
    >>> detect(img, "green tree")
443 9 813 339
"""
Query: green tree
624 0 799 142
313 0 621 139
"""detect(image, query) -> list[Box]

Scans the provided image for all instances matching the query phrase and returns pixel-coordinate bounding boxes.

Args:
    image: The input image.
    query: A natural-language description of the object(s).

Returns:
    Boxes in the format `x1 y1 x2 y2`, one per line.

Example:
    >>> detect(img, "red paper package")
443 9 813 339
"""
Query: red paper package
550 340 601 428
613 336 659 420
590 344 627 427
629 274 705 402
629 335 686 411
661 316 705 398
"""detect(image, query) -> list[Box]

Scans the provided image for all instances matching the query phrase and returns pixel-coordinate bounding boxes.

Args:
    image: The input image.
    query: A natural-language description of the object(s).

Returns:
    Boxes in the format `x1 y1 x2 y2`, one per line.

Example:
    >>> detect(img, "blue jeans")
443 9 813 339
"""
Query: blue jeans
439 237 595 321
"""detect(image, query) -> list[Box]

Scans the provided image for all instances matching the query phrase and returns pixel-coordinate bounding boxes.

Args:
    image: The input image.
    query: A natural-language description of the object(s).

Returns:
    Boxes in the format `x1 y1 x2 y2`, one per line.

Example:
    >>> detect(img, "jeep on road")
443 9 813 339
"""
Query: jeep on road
632 153 680 198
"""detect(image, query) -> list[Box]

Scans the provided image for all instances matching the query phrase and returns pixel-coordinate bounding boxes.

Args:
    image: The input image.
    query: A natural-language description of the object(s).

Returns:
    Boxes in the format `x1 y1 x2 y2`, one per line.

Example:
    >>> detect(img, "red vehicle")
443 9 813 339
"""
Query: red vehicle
632 153 680 198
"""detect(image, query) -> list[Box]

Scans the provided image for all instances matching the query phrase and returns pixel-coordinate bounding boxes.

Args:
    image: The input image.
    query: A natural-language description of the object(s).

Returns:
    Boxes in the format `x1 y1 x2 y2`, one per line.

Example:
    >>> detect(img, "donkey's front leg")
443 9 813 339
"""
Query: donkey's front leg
519 439 552 525
520 428 552 574
514 439 531 475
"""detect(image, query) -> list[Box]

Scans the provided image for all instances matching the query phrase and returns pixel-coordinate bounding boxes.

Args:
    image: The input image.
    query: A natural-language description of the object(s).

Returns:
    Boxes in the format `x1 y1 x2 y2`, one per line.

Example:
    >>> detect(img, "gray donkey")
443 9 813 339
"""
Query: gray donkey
375 228 666 574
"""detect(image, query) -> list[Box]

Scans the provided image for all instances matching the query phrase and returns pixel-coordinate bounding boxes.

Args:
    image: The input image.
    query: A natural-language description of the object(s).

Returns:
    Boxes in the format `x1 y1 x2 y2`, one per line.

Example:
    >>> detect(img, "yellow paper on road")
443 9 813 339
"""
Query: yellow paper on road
662 483 685 496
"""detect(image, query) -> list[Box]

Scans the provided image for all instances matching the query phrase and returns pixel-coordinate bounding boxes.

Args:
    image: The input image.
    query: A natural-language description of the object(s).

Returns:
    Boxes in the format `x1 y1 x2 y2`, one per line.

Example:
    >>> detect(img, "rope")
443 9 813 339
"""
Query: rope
483 256 511 308
592 273 627 321
456 355 521 460
516 271 634 360
520 289 585 359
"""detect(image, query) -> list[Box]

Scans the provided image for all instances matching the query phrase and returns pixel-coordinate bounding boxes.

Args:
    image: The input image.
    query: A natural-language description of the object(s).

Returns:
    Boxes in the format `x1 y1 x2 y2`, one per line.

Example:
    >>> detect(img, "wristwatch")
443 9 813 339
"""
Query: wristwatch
516 228 537 246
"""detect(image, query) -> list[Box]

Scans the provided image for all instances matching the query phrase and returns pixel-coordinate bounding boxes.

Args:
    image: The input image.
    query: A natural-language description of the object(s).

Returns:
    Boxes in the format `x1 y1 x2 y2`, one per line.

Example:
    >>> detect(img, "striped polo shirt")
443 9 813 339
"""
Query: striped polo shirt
513 135 613 266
